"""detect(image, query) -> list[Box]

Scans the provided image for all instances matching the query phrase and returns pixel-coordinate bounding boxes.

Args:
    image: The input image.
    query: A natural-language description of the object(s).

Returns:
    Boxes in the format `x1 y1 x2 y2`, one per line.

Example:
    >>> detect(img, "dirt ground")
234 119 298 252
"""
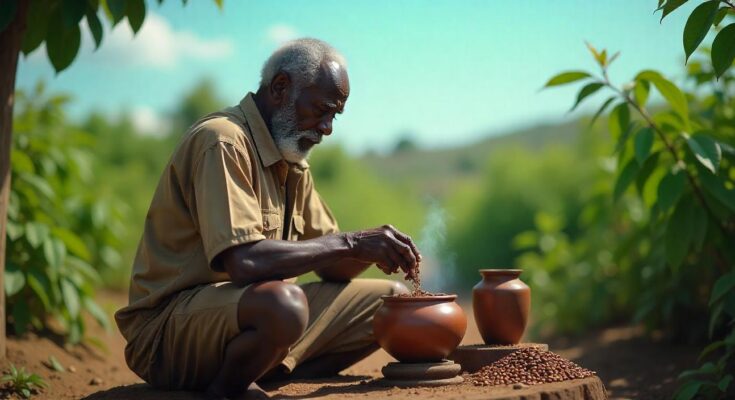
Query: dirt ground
0 291 699 400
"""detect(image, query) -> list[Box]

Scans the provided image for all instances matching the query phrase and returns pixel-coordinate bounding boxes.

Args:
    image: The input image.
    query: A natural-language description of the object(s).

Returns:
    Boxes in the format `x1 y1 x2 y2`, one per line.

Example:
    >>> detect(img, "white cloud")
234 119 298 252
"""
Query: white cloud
24 13 234 69
130 106 171 136
266 24 299 45
92 13 234 68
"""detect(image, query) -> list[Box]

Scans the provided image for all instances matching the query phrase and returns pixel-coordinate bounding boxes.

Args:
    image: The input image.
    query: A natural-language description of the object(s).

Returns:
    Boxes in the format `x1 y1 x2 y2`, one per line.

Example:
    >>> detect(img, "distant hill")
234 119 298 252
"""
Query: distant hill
360 119 582 198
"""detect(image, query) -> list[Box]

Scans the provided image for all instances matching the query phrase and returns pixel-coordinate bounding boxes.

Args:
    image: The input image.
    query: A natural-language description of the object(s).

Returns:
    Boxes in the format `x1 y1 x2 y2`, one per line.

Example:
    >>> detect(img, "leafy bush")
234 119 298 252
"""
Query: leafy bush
537 1 735 397
444 136 607 289
6 83 126 343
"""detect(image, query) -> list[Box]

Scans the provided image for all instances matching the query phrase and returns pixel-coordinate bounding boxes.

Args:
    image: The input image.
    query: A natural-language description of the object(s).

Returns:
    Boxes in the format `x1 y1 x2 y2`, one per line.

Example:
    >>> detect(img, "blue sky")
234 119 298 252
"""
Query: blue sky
16 0 700 154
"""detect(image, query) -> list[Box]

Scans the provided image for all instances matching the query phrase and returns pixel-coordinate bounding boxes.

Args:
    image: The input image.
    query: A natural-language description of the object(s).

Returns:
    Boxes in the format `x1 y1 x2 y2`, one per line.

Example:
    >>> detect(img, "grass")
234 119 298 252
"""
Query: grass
1 364 47 398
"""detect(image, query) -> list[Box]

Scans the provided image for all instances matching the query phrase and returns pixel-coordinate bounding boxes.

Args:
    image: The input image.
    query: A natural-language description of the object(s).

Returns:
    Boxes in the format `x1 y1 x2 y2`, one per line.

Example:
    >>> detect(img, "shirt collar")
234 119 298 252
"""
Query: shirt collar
239 93 310 170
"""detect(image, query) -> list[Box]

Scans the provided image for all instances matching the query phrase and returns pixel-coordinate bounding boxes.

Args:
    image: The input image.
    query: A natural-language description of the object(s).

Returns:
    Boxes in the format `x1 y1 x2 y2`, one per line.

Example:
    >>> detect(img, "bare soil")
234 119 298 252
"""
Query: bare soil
0 291 699 399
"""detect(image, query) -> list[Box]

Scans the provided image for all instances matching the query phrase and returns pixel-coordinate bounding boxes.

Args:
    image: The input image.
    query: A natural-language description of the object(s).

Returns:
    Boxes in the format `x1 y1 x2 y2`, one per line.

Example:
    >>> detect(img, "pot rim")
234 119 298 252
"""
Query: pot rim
380 294 458 302
478 269 522 276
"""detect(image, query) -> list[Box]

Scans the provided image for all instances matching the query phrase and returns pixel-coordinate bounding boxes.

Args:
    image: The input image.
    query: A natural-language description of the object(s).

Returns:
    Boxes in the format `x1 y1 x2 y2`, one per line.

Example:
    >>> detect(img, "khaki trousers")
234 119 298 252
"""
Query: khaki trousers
128 278 402 389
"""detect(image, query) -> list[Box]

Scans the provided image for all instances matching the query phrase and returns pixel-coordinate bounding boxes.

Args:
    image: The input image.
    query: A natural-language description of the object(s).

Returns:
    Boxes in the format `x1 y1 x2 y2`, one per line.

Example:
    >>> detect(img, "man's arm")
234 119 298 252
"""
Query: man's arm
216 225 421 286
314 258 371 282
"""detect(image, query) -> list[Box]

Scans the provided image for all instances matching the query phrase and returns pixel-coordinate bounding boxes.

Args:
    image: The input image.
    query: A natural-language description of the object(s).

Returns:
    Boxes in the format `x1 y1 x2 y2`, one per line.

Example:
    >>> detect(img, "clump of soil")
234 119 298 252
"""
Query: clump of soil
470 347 595 386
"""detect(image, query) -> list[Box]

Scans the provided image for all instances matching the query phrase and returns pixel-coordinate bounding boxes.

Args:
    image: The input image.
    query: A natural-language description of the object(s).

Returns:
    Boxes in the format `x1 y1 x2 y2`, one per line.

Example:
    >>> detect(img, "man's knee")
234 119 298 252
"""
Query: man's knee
371 279 409 296
238 281 309 346
349 278 409 299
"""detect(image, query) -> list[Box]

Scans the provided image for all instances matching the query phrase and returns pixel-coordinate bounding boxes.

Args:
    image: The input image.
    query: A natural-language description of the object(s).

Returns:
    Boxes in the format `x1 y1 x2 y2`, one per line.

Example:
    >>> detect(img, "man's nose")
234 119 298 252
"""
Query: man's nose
316 119 332 136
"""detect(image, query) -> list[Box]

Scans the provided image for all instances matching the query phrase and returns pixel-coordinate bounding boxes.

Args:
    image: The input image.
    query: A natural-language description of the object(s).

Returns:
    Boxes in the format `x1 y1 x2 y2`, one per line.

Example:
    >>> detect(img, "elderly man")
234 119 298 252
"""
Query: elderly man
115 38 421 399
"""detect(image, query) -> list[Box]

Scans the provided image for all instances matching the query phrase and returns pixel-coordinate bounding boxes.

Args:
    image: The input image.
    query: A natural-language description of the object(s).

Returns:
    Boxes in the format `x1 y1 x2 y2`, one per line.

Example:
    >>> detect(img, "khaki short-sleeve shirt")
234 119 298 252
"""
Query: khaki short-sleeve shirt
115 93 339 340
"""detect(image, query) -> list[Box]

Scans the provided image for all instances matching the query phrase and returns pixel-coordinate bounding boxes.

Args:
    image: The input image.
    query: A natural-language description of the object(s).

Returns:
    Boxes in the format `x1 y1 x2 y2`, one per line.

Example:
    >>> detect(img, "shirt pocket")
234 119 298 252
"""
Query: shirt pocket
261 209 281 239
292 214 305 239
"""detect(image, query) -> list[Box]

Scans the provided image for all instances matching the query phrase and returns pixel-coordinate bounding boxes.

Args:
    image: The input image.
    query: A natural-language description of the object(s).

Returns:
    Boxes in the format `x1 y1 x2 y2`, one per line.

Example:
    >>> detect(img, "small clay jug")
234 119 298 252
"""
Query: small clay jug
472 269 530 345
373 295 467 363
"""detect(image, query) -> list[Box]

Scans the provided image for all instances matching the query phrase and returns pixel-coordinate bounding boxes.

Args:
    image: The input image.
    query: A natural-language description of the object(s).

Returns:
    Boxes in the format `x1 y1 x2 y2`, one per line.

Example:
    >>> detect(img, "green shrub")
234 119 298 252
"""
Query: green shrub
6 82 126 343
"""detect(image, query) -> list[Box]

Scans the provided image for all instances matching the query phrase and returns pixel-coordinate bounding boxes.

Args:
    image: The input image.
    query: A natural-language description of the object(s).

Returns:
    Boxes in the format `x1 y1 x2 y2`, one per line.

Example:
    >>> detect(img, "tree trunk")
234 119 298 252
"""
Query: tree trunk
0 0 29 358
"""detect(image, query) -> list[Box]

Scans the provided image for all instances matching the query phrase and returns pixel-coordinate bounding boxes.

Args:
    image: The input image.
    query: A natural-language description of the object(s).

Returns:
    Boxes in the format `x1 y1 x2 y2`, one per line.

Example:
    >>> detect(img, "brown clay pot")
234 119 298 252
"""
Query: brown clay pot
472 269 530 345
373 295 467 363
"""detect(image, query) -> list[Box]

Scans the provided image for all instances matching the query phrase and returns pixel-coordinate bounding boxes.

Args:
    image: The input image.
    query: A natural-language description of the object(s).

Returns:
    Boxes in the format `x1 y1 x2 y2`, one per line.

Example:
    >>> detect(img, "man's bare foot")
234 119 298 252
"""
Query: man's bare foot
242 383 270 399
206 382 269 400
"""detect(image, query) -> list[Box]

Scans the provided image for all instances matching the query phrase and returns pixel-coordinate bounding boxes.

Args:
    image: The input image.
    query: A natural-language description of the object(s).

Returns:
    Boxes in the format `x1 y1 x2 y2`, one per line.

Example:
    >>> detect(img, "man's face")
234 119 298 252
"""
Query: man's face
271 61 350 163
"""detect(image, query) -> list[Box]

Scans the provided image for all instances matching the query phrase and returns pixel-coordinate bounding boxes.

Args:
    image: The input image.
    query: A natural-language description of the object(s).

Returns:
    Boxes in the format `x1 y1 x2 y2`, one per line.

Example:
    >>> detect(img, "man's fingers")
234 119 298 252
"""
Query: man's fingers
391 239 417 271
389 228 422 263
376 263 394 275
383 244 405 275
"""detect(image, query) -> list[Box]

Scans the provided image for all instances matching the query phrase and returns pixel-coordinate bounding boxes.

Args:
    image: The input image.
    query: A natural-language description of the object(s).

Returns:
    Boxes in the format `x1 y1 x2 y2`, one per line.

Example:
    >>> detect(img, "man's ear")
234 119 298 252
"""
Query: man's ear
270 72 291 106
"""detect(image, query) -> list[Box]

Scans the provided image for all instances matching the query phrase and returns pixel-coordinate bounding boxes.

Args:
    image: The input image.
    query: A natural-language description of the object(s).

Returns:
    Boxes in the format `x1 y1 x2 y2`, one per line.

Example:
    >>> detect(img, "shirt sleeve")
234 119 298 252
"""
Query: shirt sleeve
191 141 265 268
300 169 339 240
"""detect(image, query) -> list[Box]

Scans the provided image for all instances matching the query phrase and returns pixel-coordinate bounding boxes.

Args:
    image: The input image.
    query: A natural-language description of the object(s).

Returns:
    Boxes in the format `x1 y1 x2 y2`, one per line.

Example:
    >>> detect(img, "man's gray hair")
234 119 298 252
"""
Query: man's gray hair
260 38 347 89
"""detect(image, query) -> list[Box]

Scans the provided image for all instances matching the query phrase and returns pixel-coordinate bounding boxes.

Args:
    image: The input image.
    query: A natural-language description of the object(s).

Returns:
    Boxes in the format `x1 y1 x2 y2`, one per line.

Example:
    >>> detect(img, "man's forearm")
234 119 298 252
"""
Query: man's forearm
218 234 354 286
315 258 371 282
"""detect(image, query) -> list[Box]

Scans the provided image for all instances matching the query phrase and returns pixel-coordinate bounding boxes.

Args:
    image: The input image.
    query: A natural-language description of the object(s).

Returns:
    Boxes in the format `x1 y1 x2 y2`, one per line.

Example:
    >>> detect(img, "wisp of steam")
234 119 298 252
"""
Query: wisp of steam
416 200 457 293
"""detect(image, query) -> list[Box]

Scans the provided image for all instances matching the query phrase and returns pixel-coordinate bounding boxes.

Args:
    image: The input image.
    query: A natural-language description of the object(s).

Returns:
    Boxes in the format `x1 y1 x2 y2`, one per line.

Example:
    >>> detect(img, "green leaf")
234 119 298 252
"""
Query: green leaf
635 151 661 194
43 237 67 269
660 0 690 22
690 204 707 251
683 1 719 63
126 0 146 33
699 166 735 213
609 102 630 140
585 42 606 66
714 7 729 27
51 227 91 262
657 170 685 212
0 0 18 34
106 0 126 25
45 10 82 73
614 158 640 201
570 82 604 112
589 96 615 127
686 133 721 174
719 375 733 392
47 356 65 372
6 221 23 241
24 222 49 248
678 362 717 380
674 381 702 400
634 80 650 107
62 0 87 29
637 70 689 128
698 340 724 362
83 297 110 330
10 150 34 173
27 272 51 311
543 71 591 88
12 300 30 335
86 10 103 49
665 197 694 268
712 23 735 77
5 267 26 297
21 0 50 54
710 271 735 306
19 172 55 199
66 256 101 284
634 127 654 164
61 278 80 319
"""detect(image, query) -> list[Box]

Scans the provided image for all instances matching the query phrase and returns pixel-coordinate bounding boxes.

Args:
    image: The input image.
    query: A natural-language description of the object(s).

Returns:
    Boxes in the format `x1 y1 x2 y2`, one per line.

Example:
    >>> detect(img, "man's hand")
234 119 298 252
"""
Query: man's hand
344 225 422 279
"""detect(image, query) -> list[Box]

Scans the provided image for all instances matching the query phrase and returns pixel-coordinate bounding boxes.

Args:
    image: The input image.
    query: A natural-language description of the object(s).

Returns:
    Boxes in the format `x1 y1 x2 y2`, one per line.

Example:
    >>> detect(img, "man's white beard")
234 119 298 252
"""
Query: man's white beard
271 98 321 164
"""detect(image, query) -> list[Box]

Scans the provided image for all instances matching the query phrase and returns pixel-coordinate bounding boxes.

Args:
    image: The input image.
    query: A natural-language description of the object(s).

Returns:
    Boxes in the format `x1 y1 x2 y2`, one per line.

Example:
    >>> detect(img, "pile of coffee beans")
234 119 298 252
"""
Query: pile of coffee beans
470 348 595 386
